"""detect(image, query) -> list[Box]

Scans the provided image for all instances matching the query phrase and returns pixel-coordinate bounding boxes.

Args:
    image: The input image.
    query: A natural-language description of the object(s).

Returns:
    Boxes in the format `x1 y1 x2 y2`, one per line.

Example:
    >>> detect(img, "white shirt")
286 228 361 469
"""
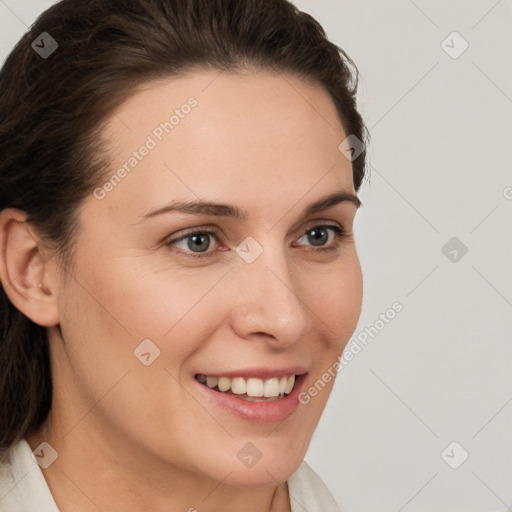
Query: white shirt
0 439 340 511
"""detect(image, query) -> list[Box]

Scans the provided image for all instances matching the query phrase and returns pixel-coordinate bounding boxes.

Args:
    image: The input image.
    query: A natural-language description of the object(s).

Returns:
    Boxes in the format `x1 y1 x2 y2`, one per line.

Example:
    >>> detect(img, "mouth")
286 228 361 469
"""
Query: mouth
193 367 308 423
194 374 297 402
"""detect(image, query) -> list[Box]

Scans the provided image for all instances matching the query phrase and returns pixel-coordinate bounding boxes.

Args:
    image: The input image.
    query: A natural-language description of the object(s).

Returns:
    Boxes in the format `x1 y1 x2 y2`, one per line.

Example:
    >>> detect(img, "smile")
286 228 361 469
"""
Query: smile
195 374 296 402
193 368 308 423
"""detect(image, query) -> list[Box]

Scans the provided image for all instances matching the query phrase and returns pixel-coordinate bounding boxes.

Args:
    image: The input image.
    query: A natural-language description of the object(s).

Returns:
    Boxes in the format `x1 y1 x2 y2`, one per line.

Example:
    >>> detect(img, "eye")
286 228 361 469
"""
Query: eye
167 228 221 258
293 224 348 253
166 223 349 259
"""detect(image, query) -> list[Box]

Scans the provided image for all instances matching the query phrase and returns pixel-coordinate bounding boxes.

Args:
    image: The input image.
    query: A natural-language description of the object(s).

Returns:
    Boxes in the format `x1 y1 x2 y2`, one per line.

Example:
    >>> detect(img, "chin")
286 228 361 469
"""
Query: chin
217 443 306 487
223 462 303 488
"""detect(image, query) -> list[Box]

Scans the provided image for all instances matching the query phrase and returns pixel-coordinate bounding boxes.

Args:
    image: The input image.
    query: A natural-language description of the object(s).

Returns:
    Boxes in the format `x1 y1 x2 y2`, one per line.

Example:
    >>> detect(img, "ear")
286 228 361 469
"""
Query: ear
0 208 60 327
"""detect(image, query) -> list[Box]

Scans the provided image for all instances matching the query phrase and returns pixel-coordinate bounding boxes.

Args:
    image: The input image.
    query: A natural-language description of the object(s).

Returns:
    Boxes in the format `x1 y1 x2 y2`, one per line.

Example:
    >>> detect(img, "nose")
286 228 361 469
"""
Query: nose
228 240 309 348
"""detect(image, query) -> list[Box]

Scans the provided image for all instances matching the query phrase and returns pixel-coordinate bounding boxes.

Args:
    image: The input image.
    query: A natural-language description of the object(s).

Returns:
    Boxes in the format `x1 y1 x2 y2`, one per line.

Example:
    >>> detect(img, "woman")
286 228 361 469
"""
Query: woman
0 0 369 510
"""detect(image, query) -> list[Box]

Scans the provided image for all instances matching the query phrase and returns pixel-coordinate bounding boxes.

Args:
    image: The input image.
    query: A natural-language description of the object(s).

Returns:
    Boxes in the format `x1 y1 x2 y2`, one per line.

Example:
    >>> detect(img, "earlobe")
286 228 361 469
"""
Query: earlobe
0 208 60 327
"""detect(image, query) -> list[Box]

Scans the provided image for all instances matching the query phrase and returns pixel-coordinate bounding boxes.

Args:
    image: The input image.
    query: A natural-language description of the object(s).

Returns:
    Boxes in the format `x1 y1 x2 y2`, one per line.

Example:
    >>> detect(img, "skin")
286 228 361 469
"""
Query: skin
0 68 363 512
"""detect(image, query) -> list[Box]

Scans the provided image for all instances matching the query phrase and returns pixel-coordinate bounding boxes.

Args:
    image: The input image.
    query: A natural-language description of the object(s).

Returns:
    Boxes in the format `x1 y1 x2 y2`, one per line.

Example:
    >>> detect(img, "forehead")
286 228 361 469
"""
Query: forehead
95 69 355 220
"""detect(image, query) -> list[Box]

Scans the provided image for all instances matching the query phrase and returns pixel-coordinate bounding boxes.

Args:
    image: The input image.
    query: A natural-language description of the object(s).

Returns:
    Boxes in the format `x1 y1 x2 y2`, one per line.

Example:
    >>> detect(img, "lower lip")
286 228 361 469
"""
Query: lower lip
195 374 307 423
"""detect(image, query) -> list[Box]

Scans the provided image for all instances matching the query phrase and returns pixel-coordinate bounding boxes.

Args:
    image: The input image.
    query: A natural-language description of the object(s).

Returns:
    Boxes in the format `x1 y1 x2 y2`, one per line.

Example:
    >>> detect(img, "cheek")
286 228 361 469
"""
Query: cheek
59 244 242 428
78 254 227 346
297 259 362 422
304 254 363 347
56 259 227 456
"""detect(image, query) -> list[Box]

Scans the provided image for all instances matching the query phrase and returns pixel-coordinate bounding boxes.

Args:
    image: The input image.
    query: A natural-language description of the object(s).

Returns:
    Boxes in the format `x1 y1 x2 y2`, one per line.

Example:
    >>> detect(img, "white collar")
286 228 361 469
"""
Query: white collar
0 439 339 512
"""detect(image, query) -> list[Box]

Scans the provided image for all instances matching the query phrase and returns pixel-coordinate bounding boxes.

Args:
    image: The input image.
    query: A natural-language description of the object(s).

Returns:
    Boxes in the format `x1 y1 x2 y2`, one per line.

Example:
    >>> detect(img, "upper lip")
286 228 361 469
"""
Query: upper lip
195 366 309 380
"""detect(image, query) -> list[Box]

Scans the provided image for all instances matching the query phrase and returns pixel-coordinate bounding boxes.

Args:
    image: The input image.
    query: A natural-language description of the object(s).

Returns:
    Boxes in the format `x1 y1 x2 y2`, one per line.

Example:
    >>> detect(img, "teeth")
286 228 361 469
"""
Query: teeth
206 376 218 388
285 375 295 394
217 377 231 392
196 374 297 398
241 395 280 402
246 378 264 397
231 377 246 395
264 377 280 397
279 376 287 394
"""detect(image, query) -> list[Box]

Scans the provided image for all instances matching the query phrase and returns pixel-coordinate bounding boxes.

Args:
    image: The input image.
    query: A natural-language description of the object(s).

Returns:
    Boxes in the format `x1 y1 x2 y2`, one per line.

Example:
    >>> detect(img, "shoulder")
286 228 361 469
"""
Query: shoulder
0 438 59 511
287 460 341 512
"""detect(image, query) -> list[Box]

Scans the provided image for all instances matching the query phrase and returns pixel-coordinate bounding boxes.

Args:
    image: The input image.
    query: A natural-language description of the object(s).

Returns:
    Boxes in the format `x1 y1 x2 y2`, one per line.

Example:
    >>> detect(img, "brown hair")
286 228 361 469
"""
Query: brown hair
0 0 369 461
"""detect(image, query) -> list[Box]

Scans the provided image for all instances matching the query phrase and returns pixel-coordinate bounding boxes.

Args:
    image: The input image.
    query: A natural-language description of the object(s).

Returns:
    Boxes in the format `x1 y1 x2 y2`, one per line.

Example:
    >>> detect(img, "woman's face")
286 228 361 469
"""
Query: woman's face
48 69 363 486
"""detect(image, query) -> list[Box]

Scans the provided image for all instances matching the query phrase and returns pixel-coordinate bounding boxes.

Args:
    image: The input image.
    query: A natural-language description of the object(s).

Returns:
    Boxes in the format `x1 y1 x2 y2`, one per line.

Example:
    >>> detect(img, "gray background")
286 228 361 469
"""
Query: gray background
1 1 511 511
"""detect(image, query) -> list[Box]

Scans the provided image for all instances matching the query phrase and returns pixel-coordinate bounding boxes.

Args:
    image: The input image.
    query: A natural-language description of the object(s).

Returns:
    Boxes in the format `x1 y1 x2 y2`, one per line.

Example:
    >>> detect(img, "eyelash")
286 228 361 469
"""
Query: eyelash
166 223 349 259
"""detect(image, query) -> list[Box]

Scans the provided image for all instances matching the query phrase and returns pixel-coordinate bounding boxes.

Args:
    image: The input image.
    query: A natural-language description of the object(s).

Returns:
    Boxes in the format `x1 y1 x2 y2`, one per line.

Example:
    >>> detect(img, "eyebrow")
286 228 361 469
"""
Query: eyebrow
142 189 361 221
